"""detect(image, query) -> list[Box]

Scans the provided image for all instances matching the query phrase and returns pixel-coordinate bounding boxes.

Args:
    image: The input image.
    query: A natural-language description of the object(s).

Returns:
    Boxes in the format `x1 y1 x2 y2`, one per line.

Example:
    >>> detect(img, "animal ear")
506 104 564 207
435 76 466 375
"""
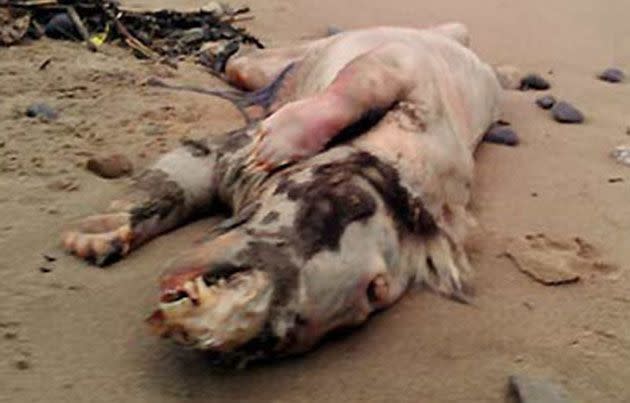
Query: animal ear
415 233 474 304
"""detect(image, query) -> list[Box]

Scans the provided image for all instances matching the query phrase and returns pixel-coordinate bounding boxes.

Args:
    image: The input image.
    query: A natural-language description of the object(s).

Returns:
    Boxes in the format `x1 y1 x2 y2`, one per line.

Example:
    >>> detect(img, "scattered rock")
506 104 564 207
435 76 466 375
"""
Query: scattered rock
44 13 79 40
39 266 53 273
14 360 31 370
26 103 58 120
608 177 624 183
86 154 133 179
142 123 166 137
4 331 17 340
520 74 550 91
43 254 57 262
535 95 556 110
551 101 584 124
612 144 630 166
47 177 80 192
494 65 523 90
509 375 575 403
326 26 343 36
598 68 625 83
483 122 519 146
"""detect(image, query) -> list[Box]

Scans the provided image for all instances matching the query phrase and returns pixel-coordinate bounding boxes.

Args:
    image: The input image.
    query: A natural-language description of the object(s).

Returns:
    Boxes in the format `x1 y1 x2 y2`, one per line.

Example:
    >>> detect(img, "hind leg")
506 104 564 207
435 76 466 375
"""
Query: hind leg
225 39 329 91
62 143 219 266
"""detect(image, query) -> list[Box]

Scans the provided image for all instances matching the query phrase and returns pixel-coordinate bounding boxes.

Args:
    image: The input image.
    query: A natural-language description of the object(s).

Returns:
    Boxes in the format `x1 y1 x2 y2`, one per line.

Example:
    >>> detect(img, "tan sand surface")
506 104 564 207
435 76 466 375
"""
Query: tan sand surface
1 0 629 401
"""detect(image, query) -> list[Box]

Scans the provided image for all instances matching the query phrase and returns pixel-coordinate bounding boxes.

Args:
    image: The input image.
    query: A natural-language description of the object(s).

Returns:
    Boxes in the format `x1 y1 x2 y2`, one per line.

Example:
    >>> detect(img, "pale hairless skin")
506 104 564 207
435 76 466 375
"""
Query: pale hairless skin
62 23 504 365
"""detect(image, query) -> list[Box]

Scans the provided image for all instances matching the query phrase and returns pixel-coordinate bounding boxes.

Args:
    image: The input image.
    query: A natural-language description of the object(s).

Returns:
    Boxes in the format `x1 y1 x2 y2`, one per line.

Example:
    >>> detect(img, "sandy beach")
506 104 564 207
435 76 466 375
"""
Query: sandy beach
1 0 629 401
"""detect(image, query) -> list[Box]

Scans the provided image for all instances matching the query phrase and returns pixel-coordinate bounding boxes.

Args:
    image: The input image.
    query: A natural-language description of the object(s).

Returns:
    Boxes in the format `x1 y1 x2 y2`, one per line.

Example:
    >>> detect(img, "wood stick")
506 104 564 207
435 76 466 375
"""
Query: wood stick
66 6 97 52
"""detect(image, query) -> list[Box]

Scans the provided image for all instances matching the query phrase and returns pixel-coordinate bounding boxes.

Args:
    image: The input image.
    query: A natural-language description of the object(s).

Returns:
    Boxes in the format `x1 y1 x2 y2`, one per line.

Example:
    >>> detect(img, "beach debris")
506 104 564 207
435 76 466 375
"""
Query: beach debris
535 95 556 110
504 235 581 286
0 6 31 45
611 144 630 166
508 375 575 403
2 0 263 66
551 101 584 124
483 121 519 146
598 67 625 83
86 153 133 178
25 102 58 120
520 73 550 91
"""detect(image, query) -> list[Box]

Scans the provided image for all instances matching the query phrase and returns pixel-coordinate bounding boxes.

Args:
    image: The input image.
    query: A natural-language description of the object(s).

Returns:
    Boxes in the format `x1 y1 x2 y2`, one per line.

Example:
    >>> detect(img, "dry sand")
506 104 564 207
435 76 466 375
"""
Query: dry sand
1 0 629 402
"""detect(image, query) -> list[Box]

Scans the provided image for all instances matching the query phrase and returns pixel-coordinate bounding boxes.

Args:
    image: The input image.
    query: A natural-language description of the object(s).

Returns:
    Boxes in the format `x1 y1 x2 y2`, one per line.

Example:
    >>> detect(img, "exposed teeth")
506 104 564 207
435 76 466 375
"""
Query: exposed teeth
160 297 194 317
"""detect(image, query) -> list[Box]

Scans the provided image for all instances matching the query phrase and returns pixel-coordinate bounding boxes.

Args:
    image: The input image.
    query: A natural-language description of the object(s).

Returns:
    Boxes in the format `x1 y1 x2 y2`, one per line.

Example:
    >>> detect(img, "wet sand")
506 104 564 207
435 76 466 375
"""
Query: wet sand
1 0 629 402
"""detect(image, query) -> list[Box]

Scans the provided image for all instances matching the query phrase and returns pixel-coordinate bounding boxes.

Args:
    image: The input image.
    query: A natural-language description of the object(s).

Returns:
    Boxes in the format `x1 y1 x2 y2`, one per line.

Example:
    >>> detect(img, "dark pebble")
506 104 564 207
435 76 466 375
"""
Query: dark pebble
86 154 133 179
483 123 519 146
608 177 624 183
43 253 57 262
26 103 58 120
598 68 625 83
326 26 343 36
552 101 584 124
44 13 79 40
39 266 53 273
535 95 556 110
520 74 550 91
14 360 31 370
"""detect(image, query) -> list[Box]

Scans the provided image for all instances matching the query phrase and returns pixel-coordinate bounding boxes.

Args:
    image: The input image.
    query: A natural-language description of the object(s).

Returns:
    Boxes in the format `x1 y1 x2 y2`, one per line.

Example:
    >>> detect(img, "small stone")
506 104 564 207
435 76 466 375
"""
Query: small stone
142 123 166 137
598 68 625 83
86 154 133 179
530 192 538 198
44 13 78 40
610 146 630 165
608 177 624 183
535 95 556 110
43 254 57 262
25 103 58 120
326 26 343 36
39 266 53 273
14 360 30 370
483 122 519 146
520 74 551 91
509 375 574 403
551 101 584 124
4 331 17 340
47 177 80 192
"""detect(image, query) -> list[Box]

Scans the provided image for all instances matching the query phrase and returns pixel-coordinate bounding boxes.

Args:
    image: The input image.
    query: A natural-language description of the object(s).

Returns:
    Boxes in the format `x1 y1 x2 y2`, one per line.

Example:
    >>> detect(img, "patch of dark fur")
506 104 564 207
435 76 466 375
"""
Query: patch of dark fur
180 138 211 157
128 169 186 226
215 126 253 153
289 179 377 259
236 240 299 307
274 152 437 259
260 211 280 225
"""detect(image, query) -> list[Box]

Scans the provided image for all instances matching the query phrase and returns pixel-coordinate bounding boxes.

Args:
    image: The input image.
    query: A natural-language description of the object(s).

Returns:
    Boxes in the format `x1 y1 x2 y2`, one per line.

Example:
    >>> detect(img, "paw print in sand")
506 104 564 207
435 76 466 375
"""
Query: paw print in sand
505 234 617 286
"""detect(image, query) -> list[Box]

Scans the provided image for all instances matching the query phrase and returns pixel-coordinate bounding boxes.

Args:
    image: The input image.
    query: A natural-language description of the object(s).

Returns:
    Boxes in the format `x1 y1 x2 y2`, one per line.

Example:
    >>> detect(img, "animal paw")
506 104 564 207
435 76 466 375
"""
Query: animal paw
62 212 133 266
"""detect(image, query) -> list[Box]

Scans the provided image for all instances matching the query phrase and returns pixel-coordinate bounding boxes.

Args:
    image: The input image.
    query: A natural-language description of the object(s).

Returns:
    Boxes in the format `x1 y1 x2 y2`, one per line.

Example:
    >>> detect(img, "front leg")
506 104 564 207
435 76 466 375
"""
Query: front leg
63 144 218 266
248 42 418 171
